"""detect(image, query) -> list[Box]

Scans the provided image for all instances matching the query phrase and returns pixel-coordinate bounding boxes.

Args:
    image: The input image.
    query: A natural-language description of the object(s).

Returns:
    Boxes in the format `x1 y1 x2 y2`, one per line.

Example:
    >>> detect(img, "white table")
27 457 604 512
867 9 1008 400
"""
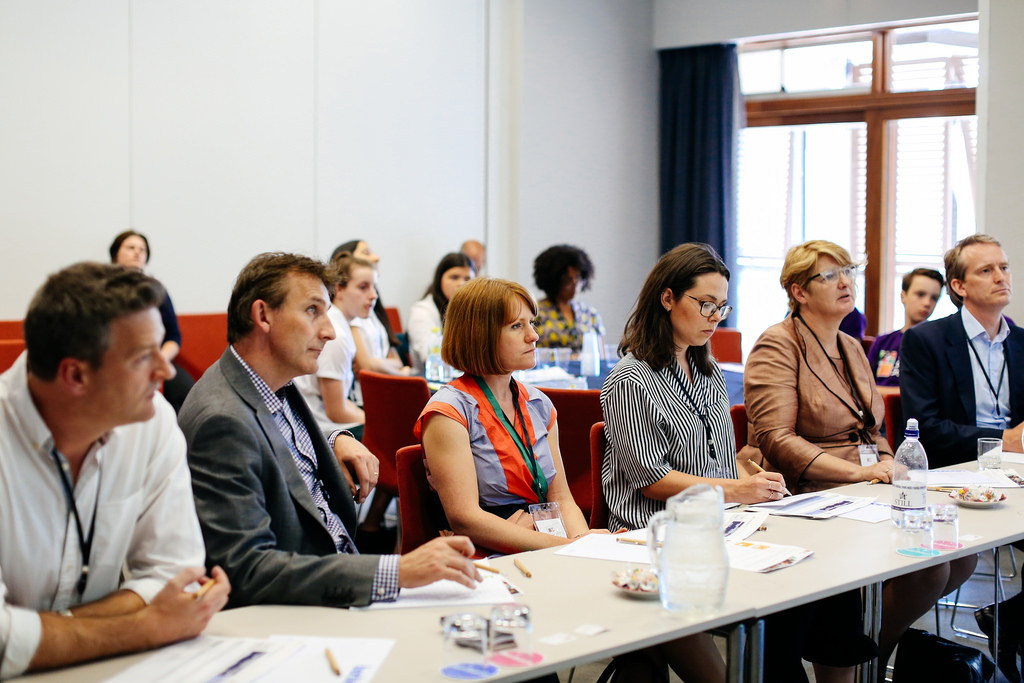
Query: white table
20 472 1024 683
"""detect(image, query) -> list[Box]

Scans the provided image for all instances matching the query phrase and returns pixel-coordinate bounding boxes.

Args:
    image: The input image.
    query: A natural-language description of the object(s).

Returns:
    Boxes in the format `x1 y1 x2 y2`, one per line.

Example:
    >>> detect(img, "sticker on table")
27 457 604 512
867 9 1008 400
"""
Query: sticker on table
488 650 543 667
897 547 941 557
441 662 499 680
927 540 964 550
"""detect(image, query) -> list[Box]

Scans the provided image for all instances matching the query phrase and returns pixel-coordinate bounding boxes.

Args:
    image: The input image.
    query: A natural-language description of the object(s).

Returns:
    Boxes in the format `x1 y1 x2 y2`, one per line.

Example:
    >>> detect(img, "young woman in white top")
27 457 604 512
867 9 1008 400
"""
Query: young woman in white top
294 253 377 439
407 252 475 374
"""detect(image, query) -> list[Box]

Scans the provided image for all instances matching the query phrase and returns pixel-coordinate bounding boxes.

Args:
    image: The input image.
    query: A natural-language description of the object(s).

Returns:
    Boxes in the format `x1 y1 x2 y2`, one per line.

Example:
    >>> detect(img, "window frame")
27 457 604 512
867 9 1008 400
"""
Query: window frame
740 22 977 334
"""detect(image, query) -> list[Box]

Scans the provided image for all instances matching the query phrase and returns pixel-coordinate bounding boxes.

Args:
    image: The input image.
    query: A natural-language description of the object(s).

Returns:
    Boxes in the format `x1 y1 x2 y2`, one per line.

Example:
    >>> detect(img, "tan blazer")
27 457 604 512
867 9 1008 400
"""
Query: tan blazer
739 316 892 493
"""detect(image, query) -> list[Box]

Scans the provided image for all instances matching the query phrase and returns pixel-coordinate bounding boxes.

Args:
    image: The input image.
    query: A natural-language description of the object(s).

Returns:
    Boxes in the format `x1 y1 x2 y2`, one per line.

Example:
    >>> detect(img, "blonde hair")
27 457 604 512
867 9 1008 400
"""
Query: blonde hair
442 277 538 376
780 240 855 313
944 234 1002 308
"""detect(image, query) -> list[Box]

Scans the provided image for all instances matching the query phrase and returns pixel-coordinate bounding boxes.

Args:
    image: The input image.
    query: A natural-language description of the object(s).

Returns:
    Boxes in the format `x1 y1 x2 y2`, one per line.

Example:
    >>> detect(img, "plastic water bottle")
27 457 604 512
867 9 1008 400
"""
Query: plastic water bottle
891 418 928 527
425 327 444 382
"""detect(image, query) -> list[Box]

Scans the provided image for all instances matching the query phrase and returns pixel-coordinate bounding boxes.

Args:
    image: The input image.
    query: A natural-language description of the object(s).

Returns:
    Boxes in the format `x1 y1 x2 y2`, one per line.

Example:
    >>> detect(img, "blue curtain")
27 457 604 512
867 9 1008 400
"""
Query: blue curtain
659 44 742 280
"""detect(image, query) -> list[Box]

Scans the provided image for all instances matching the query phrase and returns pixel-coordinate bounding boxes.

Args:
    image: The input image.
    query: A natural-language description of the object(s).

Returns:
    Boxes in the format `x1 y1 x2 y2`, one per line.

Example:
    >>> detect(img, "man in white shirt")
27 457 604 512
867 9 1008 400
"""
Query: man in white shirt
0 263 230 678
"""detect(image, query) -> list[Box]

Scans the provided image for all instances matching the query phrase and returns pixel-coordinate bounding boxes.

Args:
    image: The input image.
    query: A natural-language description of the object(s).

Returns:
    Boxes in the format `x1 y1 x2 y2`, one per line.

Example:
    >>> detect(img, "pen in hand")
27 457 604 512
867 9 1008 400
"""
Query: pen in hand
746 459 792 496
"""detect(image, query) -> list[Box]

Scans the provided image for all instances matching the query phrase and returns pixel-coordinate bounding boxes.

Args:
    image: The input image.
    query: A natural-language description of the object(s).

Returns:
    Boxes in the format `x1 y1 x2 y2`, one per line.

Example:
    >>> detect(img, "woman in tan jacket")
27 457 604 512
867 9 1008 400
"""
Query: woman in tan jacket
743 240 977 680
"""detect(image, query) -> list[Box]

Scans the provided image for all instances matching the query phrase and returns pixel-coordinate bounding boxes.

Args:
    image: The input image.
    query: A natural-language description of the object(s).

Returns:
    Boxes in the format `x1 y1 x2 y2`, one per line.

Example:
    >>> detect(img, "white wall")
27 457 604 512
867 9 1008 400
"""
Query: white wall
520 0 659 343
653 0 977 48
0 0 487 322
976 0 1024 322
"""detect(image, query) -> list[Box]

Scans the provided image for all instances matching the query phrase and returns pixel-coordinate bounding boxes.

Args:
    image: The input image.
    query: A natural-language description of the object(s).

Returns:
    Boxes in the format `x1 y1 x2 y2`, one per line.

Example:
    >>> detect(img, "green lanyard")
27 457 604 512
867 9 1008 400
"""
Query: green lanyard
471 376 548 503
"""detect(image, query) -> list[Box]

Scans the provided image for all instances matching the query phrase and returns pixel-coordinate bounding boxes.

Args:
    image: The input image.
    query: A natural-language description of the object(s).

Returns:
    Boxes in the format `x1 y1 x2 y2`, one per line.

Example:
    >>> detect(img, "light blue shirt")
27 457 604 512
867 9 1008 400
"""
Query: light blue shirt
961 307 1011 430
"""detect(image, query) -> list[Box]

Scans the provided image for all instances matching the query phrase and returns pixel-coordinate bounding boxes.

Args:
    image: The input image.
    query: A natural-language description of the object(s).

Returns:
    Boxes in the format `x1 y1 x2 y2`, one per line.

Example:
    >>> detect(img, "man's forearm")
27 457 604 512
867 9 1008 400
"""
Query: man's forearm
29 610 157 673
64 589 146 618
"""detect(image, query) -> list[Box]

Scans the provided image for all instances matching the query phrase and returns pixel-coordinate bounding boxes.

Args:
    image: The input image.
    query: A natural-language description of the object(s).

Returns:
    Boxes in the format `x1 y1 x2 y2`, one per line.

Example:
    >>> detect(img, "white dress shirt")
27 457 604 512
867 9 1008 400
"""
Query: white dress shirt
0 355 205 678
407 295 441 375
961 307 1011 430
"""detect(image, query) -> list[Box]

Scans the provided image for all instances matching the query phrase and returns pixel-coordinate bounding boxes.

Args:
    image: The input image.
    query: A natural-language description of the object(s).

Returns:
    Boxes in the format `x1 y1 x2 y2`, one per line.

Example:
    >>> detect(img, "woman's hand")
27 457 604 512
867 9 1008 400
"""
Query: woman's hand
859 459 893 484
727 471 789 505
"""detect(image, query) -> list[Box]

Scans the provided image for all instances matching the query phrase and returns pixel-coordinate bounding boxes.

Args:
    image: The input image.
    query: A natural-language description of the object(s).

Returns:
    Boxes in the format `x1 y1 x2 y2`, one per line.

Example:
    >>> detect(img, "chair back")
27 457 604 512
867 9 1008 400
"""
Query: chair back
883 390 903 452
0 339 26 372
729 403 749 450
709 328 742 364
861 335 876 359
384 307 403 334
175 313 228 380
396 445 439 553
359 370 431 496
589 422 609 529
538 387 602 521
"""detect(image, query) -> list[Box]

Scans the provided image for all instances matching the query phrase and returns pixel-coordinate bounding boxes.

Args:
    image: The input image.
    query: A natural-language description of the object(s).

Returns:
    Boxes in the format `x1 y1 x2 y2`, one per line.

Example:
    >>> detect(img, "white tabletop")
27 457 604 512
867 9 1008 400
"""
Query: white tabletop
19 469 1024 682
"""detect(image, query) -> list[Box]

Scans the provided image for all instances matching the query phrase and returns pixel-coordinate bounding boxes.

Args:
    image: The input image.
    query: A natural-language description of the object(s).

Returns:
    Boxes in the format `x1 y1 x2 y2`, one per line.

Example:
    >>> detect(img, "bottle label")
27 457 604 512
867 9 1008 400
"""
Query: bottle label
891 483 926 510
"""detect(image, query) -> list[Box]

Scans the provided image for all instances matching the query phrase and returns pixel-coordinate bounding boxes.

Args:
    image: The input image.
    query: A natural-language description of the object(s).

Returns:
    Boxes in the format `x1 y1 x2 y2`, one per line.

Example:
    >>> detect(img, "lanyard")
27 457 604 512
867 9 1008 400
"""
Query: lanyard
51 449 99 600
471 376 548 503
665 363 719 463
967 338 1008 418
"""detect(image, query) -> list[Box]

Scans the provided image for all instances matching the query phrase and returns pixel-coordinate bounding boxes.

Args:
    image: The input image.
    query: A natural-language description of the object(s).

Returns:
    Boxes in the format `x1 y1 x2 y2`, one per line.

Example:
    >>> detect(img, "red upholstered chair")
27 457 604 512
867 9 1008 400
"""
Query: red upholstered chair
729 404 749 451
709 328 742 364
175 313 228 380
0 320 23 340
589 422 608 529
883 390 904 452
384 307 403 334
359 370 431 498
538 387 602 521
0 339 26 372
396 445 438 553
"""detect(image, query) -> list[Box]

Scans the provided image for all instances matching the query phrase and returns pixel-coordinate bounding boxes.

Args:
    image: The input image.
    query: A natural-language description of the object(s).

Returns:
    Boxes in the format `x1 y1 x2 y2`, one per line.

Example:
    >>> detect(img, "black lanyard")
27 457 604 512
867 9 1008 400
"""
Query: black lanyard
967 338 1008 418
665 362 719 463
51 449 99 600
471 376 548 502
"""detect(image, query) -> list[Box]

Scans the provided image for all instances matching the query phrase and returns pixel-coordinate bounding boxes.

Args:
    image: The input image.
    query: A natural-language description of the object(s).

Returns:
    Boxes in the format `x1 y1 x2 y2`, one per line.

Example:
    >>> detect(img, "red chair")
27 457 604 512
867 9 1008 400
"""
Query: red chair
384 307 403 334
538 387 602 521
883 390 903 452
175 312 228 380
589 422 608 529
0 339 26 372
709 328 742 364
0 320 23 340
396 445 438 553
359 370 431 498
729 404 748 450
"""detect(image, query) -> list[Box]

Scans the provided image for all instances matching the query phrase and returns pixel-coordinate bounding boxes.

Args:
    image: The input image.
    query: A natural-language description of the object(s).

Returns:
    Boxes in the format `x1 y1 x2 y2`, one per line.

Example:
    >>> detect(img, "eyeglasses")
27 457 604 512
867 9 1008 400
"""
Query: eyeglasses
806 265 860 286
687 295 732 321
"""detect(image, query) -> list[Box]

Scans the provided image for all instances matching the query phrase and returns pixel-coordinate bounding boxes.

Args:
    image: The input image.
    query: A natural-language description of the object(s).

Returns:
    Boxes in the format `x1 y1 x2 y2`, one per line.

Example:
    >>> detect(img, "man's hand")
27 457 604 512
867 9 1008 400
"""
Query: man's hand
137 566 231 647
332 434 379 503
1004 422 1024 453
398 537 480 590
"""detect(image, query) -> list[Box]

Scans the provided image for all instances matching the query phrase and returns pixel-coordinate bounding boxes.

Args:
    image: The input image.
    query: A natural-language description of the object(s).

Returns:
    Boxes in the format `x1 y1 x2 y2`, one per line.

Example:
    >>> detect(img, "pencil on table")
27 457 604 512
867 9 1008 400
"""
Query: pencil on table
194 578 216 600
473 562 500 574
514 558 532 578
869 478 881 485
616 537 647 546
326 648 342 677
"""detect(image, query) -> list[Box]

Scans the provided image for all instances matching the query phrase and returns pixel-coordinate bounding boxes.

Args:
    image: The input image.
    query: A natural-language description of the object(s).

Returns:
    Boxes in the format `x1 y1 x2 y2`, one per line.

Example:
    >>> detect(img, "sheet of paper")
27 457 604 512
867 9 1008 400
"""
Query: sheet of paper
840 501 894 523
262 636 394 682
747 491 875 519
358 571 514 610
927 469 1018 488
727 540 814 572
723 510 768 540
105 636 306 683
553 529 651 564
1001 453 1024 465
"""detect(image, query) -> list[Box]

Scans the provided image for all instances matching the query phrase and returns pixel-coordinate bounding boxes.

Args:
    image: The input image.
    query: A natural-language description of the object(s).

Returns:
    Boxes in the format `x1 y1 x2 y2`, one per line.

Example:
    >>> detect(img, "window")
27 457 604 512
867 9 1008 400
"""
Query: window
735 17 977 355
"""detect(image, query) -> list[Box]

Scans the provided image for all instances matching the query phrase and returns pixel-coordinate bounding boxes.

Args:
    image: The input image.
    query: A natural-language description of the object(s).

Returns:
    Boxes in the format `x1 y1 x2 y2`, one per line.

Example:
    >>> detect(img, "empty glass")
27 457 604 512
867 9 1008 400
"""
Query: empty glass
978 437 1003 471
928 503 961 550
896 508 940 557
441 613 498 680
487 604 541 667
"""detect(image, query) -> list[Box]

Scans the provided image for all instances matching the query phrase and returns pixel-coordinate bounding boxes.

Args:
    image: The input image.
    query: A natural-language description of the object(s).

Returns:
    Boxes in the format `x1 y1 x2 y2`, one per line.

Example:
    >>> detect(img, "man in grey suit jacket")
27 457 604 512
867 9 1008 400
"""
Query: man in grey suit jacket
179 253 478 609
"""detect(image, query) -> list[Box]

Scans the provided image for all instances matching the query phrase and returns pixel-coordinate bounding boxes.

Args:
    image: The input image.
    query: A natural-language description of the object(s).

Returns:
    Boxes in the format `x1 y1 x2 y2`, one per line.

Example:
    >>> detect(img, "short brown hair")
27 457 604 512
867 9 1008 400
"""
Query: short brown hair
227 253 331 343
326 251 375 294
901 267 944 293
780 240 856 313
25 262 166 380
944 234 1002 308
620 243 730 375
442 277 538 376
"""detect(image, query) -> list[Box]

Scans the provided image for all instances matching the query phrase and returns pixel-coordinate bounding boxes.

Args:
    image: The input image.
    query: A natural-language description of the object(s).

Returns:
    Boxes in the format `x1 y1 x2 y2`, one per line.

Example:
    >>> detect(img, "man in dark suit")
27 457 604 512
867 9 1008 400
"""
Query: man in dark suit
900 234 1024 680
179 253 478 609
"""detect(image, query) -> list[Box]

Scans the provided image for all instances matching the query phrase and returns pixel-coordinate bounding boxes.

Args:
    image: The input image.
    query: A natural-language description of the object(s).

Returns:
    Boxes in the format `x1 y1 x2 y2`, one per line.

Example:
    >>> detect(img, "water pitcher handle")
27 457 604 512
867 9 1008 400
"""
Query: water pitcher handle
646 510 669 570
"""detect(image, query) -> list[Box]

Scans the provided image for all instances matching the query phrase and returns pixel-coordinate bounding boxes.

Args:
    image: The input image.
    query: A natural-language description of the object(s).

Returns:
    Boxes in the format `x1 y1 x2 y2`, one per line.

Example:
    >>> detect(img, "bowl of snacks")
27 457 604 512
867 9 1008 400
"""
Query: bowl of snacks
612 566 660 600
949 486 1007 508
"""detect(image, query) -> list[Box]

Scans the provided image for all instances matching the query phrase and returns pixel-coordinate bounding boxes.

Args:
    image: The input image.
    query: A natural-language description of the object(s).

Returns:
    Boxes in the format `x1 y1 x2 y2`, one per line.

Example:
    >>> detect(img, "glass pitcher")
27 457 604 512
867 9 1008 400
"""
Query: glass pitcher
646 484 728 614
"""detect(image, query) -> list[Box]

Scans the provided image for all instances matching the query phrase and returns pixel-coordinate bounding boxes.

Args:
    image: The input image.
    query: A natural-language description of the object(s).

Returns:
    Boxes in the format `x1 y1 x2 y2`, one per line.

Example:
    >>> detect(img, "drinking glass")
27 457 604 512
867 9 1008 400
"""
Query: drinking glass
927 503 960 550
487 604 541 667
441 613 497 680
896 509 939 557
978 437 1003 471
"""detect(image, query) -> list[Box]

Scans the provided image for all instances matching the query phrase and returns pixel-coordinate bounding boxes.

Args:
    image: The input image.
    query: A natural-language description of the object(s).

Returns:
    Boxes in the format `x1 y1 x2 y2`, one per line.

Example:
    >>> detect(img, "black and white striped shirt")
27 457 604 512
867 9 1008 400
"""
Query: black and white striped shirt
600 353 737 530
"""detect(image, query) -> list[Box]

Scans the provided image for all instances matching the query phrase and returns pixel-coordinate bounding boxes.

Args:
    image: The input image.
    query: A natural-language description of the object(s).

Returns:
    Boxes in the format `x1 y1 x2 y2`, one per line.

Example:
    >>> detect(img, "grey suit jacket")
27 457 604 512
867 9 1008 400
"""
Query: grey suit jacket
178 349 379 608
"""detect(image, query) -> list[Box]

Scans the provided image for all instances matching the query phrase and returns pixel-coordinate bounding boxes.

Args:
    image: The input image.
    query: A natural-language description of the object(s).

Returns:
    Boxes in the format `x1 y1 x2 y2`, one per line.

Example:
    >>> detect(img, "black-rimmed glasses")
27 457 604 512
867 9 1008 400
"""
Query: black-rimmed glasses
687 295 732 321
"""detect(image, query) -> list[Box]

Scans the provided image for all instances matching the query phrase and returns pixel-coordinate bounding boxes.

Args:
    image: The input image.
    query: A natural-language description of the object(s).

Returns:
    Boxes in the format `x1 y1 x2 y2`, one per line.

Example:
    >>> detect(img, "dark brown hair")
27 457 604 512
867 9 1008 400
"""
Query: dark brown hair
25 262 166 380
620 243 730 376
109 230 150 264
227 253 330 343
901 267 944 293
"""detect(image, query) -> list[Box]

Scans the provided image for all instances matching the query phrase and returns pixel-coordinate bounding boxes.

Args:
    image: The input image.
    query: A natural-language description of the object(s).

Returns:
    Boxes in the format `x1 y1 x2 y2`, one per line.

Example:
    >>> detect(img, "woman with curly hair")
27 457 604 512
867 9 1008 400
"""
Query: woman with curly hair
532 244 605 351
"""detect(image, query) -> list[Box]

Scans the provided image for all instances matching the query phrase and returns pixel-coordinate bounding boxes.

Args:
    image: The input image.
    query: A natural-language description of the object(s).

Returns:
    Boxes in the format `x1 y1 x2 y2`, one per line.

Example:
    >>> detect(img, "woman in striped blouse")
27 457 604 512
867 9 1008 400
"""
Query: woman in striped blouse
601 243 784 531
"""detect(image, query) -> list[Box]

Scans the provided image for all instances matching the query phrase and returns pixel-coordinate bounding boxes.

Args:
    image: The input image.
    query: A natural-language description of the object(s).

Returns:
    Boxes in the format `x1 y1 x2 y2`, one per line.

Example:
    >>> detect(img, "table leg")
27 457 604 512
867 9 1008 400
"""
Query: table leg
745 618 763 683
860 581 882 683
726 621 746 683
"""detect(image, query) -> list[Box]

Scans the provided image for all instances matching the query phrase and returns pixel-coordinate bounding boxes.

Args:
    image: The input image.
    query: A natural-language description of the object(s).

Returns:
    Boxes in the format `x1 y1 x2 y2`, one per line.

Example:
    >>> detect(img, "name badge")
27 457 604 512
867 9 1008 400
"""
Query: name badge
858 444 880 467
